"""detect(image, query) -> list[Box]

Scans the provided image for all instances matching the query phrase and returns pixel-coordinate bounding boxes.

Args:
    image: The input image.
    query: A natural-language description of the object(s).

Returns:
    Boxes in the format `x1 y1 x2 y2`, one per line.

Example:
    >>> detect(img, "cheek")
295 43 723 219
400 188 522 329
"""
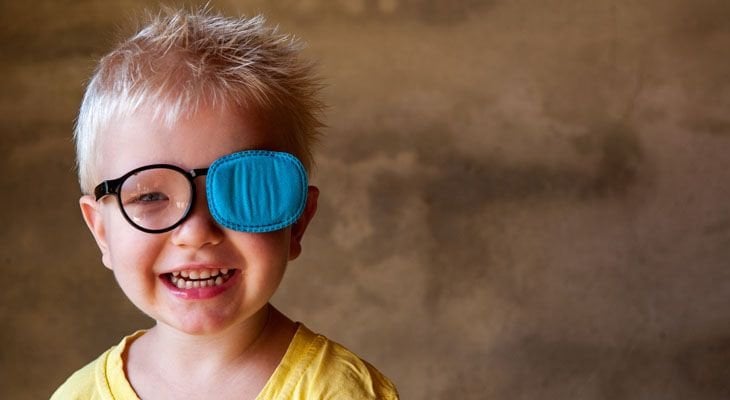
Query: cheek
105 226 166 308
231 230 291 281
243 229 291 263
104 212 165 272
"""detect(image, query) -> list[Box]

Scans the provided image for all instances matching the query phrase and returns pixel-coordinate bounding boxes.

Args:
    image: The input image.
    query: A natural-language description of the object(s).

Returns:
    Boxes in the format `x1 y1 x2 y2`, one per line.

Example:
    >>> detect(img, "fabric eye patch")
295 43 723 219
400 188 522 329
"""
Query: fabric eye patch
206 150 308 233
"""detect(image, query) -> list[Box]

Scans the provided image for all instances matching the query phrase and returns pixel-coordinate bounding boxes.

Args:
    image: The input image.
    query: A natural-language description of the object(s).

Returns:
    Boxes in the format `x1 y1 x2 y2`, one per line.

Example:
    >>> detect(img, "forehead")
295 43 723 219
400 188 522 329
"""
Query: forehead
97 105 284 179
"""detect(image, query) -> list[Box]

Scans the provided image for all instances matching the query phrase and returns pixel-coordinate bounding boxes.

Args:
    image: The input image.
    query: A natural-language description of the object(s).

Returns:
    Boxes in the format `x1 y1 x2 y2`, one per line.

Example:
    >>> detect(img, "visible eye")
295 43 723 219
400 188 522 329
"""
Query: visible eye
139 192 168 202
127 192 169 204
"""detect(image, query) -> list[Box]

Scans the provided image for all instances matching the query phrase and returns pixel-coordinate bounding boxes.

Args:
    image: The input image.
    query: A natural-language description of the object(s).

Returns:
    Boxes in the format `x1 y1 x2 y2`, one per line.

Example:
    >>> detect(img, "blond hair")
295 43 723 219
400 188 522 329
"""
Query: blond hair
75 7 324 193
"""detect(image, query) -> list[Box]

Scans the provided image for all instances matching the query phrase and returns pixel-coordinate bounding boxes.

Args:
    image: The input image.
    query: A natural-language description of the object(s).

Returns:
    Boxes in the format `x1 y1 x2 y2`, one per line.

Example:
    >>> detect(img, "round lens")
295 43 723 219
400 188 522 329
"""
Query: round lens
119 167 192 232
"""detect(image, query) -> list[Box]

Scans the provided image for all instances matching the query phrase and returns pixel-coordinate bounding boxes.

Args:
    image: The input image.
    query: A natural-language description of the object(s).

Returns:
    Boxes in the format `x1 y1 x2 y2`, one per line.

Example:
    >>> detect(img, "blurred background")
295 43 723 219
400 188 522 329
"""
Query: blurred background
2 0 730 399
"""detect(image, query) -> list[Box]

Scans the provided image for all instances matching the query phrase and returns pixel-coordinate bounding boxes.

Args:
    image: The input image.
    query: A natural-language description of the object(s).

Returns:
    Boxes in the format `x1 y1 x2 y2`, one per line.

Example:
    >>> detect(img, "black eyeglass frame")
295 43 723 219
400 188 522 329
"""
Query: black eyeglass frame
94 164 209 234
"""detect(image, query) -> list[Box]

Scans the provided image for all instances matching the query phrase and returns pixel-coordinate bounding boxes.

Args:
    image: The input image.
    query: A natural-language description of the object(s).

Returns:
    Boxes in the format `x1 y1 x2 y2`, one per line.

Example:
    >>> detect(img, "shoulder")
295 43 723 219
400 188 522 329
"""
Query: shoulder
308 331 398 399
50 331 145 400
264 324 399 400
49 350 109 400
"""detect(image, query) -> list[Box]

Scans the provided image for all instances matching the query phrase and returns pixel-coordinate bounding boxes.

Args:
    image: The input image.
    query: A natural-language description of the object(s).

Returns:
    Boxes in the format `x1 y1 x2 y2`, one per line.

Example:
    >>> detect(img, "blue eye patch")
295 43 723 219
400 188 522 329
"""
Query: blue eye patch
206 150 308 233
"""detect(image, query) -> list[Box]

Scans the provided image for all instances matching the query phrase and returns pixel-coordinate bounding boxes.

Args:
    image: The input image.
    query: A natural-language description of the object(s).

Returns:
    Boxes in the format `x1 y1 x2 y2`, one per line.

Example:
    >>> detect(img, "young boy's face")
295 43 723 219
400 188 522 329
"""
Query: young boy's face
79 105 318 335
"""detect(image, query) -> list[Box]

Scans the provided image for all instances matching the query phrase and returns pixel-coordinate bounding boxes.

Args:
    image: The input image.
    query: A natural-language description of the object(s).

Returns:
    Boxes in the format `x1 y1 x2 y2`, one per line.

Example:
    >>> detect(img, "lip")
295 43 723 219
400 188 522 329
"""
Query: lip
160 268 240 300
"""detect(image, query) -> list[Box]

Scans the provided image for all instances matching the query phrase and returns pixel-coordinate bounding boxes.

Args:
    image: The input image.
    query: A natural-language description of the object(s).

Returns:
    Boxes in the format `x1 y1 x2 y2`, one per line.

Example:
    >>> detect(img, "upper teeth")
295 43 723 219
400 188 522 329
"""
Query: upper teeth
169 268 233 289
172 268 229 279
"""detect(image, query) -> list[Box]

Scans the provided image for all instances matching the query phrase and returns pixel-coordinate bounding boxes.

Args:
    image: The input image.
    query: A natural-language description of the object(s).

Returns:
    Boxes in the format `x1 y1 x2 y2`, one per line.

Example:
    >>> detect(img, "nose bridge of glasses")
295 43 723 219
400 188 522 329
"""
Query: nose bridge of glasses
188 167 209 205
187 167 214 217
190 168 209 179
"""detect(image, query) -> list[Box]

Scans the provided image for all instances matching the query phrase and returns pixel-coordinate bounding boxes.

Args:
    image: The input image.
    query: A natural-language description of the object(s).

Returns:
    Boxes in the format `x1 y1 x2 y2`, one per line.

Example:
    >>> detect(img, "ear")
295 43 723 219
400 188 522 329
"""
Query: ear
79 195 113 270
288 186 319 261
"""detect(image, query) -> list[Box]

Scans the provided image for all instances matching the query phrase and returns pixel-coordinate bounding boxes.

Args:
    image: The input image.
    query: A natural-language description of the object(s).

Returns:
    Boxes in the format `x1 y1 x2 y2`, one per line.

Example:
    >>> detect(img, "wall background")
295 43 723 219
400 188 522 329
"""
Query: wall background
2 0 729 399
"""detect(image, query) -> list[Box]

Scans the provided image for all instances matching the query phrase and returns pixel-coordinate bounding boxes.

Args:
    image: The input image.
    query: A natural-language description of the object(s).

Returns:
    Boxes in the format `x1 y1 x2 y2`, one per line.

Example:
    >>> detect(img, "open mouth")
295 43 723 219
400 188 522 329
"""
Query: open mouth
164 268 236 289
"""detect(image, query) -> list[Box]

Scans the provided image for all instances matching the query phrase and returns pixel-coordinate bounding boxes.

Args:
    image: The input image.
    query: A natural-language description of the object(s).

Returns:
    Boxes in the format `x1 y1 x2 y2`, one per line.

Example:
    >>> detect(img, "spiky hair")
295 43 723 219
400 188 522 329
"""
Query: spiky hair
74 7 324 193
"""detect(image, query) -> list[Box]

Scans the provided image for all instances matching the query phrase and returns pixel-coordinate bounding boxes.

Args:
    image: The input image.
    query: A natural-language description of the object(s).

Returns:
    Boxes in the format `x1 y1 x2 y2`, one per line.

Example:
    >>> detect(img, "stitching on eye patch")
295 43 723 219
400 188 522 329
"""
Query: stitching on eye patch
206 150 308 233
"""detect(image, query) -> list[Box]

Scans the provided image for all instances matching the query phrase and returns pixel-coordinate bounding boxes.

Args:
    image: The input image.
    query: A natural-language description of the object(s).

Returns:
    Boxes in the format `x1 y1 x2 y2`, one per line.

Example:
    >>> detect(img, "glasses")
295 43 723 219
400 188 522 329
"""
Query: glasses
94 164 209 233
93 150 309 234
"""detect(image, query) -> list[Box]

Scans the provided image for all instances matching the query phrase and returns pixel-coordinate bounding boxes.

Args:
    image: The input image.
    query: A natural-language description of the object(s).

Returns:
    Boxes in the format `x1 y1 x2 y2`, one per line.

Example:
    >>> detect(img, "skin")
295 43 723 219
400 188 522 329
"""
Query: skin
79 104 319 399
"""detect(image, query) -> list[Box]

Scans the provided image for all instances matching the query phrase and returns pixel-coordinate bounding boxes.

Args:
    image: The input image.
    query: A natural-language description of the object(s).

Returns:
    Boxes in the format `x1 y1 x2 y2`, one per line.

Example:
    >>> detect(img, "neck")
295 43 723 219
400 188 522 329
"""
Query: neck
128 305 297 384
151 305 272 370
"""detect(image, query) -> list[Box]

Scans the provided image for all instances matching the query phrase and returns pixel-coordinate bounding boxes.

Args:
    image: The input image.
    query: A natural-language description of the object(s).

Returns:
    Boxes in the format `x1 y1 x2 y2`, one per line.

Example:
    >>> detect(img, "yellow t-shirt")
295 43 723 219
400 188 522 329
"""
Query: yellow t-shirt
50 325 398 399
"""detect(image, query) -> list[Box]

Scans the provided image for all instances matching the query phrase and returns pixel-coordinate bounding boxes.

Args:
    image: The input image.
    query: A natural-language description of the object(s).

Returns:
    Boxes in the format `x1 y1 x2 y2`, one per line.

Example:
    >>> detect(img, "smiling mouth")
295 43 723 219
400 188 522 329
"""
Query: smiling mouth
164 268 236 289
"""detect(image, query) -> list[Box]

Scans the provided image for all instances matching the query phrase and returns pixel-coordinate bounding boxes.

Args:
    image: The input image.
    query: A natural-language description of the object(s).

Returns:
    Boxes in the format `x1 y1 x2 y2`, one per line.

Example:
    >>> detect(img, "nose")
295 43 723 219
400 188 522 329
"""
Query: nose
170 178 224 248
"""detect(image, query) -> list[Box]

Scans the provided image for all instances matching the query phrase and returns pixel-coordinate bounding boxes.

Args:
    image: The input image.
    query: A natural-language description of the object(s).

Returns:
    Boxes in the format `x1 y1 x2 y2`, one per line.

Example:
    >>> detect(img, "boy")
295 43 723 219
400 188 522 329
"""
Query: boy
51 7 398 400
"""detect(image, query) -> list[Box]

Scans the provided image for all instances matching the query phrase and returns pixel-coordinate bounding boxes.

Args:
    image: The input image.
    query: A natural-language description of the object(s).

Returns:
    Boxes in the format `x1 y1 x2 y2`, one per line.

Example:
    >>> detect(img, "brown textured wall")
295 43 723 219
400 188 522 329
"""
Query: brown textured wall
2 1 730 399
